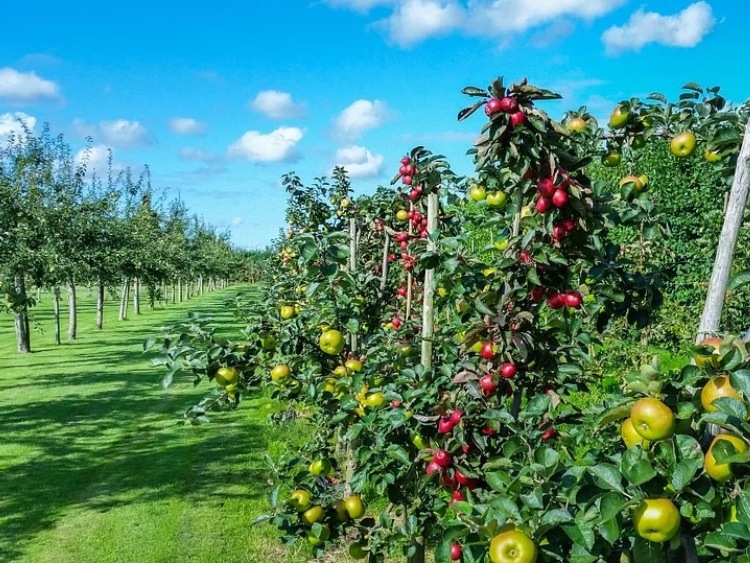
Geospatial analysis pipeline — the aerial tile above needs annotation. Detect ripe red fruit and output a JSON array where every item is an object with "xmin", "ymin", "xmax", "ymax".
[
  {"xmin": 541, "ymin": 427, "xmax": 555, "ymax": 441},
  {"xmin": 400, "ymin": 241, "xmax": 408, "ymax": 250},
  {"xmin": 547, "ymin": 292, "xmax": 565, "ymax": 309},
  {"xmin": 562, "ymin": 218, "xmax": 576, "ymax": 232},
  {"xmin": 498, "ymin": 96, "xmax": 519, "ymax": 113},
  {"xmin": 500, "ymin": 362, "xmax": 517, "ymax": 379},
  {"xmin": 400, "ymin": 156, "xmax": 411, "ymax": 165},
  {"xmin": 519, "ymin": 251, "xmax": 532, "ymax": 264},
  {"xmin": 530, "ymin": 286, "xmax": 546, "ymax": 302},
  {"xmin": 451, "ymin": 542, "xmax": 462, "ymax": 561},
  {"xmin": 438, "ymin": 417, "xmax": 455, "ymax": 434},
  {"xmin": 564, "ymin": 291, "xmax": 582, "ymax": 309},
  {"xmin": 480, "ymin": 374, "xmax": 497, "ymax": 396},
  {"xmin": 552, "ymin": 189, "xmax": 569, "ymax": 208},
  {"xmin": 510, "ymin": 111, "xmax": 526, "ymax": 127},
  {"xmin": 450, "ymin": 491, "xmax": 464, "ymax": 504},
  {"xmin": 552, "ymin": 224, "xmax": 566, "ymax": 241},
  {"xmin": 392, "ymin": 316, "xmax": 402, "ymax": 330},
  {"xmin": 399, "ymin": 164, "xmax": 411, "ymax": 175},
  {"xmin": 433, "ymin": 449, "xmax": 451, "ymax": 468},
  {"xmin": 484, "ymin": 97, "xmax": 503, "ymax": 116},
  {"xmin": 482, "ymin": 425, "xmax": 496, "ymax": 436},
  {"xmin": 537, "ymin": 177, "xmax": 555, "ymax": 198},
  {"xmin": 480, "ymin": 341, "xmax": 496, "ymax": 360},
  {"xmin": 536, "ymin": 195, "xmax": 552, "ymax": 213},
  {"xmin": 408, "ymin": 189, "xmax": 420, "ymax": 201},
  {"xmin": 390, "ymin": 400, "xmax": 401, "ymax": 408},
  {"xmin": 442, "ymin": 471, "xmax": 458, "ymax": 490},
  {"xmin": 461, "ymin": 443, "xmax": 471, "ymax": 454},
  {"xmin": 402, "ymin": 175, "xmax": 413, "ymax": 186},
  {"xmin": 426, "ymin": 461, "xmax": 441, "ymax": 475},
  {"xmin": 455, "ymin": 471, "xmax": 471, "ymax": 486},
  {"xmin": 450, "ymin": 410, "xmax": 463, "ymax": 424},
  {"xmin": 397, "ymin": 286, "xmax": 407, "ymax": 297}
]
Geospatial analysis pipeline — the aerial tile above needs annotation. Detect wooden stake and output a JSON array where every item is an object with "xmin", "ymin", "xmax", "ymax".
[{"xmin": 420, "ymin": 192, "xmax": 439, "ymax": 369}]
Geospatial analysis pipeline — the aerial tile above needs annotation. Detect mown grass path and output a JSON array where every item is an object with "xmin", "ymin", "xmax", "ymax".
[{"xmin": 0, "ymin": 285, "xmax": 311, "ymax": 563}]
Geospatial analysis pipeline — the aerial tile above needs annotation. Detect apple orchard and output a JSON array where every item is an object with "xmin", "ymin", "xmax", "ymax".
[{"xmin": 149, "ymin": 76, "xmax": 750, "ymax": 562}]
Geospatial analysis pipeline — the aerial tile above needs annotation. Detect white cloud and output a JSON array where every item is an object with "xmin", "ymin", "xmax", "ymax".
[
  {"xmin": 75, "ymin": 144, "xmax": 116, "ymax": 178},
  {"xmin": 250, "ymin": 90, "xmax": 306, "ymax": 119},
  {"xmin": 326, "ymin": 0, "xmax": 626, "ymax": 46},
  {"xmin": 378, "ymin": 0, "xmax": 463, "ymax": 46},
  {"xmin": 334, "ymin": 145, "xmax": 385, "ymax": 179},
  {"xmin": 333, "ymin": 100, "xmax": 390, "ymax": 141},
  {"xmin": 227, "ymin": 126, "xmax": 304, "ymax": 163},
  {"xmin": 0, "ymin": 67, "xmax": 61, "ymax": 104},
  {"xmin": 74, "ymin": 119, "xmax": 152, "ymax": 148},
  {"xmin": 231, "ymin": 216, "xmax": 244, "ymax": 227},
  {"xmin": 0, "ymin": 112, "xmax": 36, "ymax": 140},
  {"xmin": 168, "ymin": 117, "xmax": 207, "ymax": 135},
  {"xmin": 602, "ymin": 2, "xmax": 716, "ymax": 54},
  {"xmin": 179, "ymin": 147, "xmax": 220, "ymax": 163}
]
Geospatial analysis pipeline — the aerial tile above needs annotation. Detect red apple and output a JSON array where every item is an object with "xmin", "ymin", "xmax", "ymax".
[
  {"xmin": 438, "ymin": 417, "xmax": 455, "ymax": 434},
  {"xmin": 426, "ymin": 461, "xmax": 441, "ymax": 475},
  {"xmin": 402, "ymin": 174, "xmax": 413, "ymax": 186},
  {"xmin": 562, "ymin": 218, "xmax": 575, "ymax": 232},
  {"xmin": 499, "ymin": 96, "xmax": 519, "ymax": 113},
  {"xmin": 510, "ymin": 111, "xmax": 526, "ymax": 127},
  {"xmin": 400, "ymin": 156, "xmax": 411, "ymax": 165},
  {"xmin": 482, "ymin": 425, "xmax": 496, "ymax": 436},
  {"xmin": 500, "ymin": 362, "xmax": 517, "ymax": 379},
  {"xmin": 552, "ymin": 224, "xmax": 566, "ymax": 241},
  {"xmin": 480, "ymin": 341, "xmax": 496, "ymax": 360},
  {"xmin": 564, "ymin": 291, "xmax": 582, "ymax": 309},
  {"xmin": 537, "ymin": 177, "xmax": 555, "ymax": 198},
  {"xmin": 530, "ymin": 286, "xmax": 546, "ymax": 302},
  {"xmin": 547, "ymin": 292, "xmax": 565, "ymax": 309},
  {"xmin": 480, "ymin": 374, "xmax": 497, "ymax": 396},
  {"xmin": 541, "ymin": 427, "xmax": 555, "ymax": 441},
  {"xmin": 451, "ymin": 542, "xmax": 462, "ymax": 561},
  {"xmin": 536, "ymin": 195, "xmax": 552, "ymax": 213},
  {"xmin": 450, "ymin": 491, "xmax": 464, "ymax": 504},
  {"xmin": 552, "ymin": 189, "xmax": 568, "ymax": 208},
  {"xmin": 450, "ymin": 410, "xmax": 464, "ymax": 424},
  {"xmin": 484, "ymin": 97, "xmax": 503, "ymax": 116},
  {"xmin": 399, "ymin": 164, "xmax": 411, "ymax": 175},
  {"xmin": 520, "ymin": 251, "xmax": 532, "ymax": 264},
  {"xmin": 433, "ymin": 450, "xmax": 451, "ymax": 468}
]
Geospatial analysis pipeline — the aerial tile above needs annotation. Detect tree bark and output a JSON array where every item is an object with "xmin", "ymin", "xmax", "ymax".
[
  {"xmin": 178, "ymin": 278, "xmax": 183, "ymax": 302},
  {"xmin": 14, "ymin": 274, "xmax": 31, "ymax": 354},
  {"xmin": 133, "ymin": 277, "xmax": 141, "ymax": 315},
  {"xmin": 96, "ymin": 281, "xmax": 104, "ymax": 329},
  {"xmin": 119, "ymin": 278, "xmax": 129, "ymax": 321},
  {"xmin": 697, "ymin": 118, "xmax": 750, "ymax": 342},
  {"xmin": 67, "ymin": 282, "xmax": 77, "ymax": 340},
  {"xmin": 54, "ymin": 286, "xmax": 61, "ymax": 345}
]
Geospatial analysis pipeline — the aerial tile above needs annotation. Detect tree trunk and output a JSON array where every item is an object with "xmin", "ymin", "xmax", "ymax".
[
  {"xmin": 133, "ymin": 277, "xmax": 141, "ymax": 315},
  {"xmin": 178, "ymin": 278, "xmax": 183, "ymax": 302},
  {"xmin": 697, "ymin": 118, "xmax": 750, "ymax": 342},
  {"xmin": 36, "ymin": 286, "xmax": 42, "ymax": 303},
  {"xmin": 67, "ymin": 282, "xmax": 77, "ymax": 340},
  {"xmin": 96, "ymin": 281, "xmax": 104, "ymax": 329},
  {"xmin": 119, "ymin": 278, "xmax": 129, "ymax": 321},
  {"xmin": 54, "ymin": 286, "xmax": 61, "ymax": 345},
  {"xmin": 14, "ymin": 274, "xmax": 31, "ymax": 354}
]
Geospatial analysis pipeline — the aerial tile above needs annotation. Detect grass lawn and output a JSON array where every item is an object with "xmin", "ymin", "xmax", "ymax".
[{"xmin": 0, "ymin": 284, "xmax": 318, "ymax": 563}]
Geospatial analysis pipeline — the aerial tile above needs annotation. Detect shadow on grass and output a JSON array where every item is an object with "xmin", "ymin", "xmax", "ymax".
[{"xmin": 0, "ymin": 386, "xmax": 270, "ymax": 562}]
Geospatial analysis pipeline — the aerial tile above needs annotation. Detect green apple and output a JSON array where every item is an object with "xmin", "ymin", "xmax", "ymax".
[
  {"xmin": 468, "ymin": 184, "xmax": 486, "ymax": 201},
  {"xmin": 566, "ymin": 117, "xmax": 587, "ymax": 133},
  {"xmin": 609, "ymin": 104, "xmax": 629, "ymax": 129},
  {"xmin": 319, "ymin": 329, "xmax": 345, "ymax": 355},
  {"xmin": 486, "ymin": 191, "xmax": 507, "ymax": 208},
  {"xmin": 670, "ymin": 131, "xmax": 696, "ymax": 158},
  {"xmin": 601, "ymin": 151, "xmax": 622, "ymax": 167},
  {"xmin": 705, "ymin": 148, "xmax": 722, "ymax": 162}
]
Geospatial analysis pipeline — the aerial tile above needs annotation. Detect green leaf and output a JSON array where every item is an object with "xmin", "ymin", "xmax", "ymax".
[
  {"xmin": 387, "ymin": 445, "xmax": 411, "ymax": 465},
  {"xmin": 485, "ymin": 471, "xmax": 510, "ymax": 493},
  {"xmin": 713, "ymin": 396, "xmax": 748, "ymax": 420},
  {"xmin": 632, "ymin": 537, "xmax": 665, "ymax": 562},
  {"xmin": 599, "ymin": 517, "xmax": 619, "ymax": 546},
  {"xmin": 671, "ymin": 459, "xmax": 701, "ymax": 492},
  {"xmin": 561, "ymin": 522, "xmax": 595, "ymax": 551},
  {"xmin": 622, "ymin": 448, "xmax": 657, "ymax": 485},
  {"xmin": 728, "ymin": 270, "xmax": 750, "ymax": 291},
  {"xmin": 731, "ymin": 370, "xmax": 750, "ymax": 399},
  {"xmin": 597, "ymin": 402, "xmax": 632, "ymax": 426},
  {"xmin": 600, "ymin": 492, "xmax": 629, "ymax": 522},
  {"xmin": 704, "ymin": 531, "xmax": 737, "ymax": 550},
  {"xmin": 589, "ymin": 464, "xmax": 624, "ymax": 492}
]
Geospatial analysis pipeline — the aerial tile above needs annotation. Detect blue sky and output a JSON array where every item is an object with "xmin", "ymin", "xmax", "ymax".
[{"xmin": 0, "ymin": 0, "xmax": 746, "ymax": 249}]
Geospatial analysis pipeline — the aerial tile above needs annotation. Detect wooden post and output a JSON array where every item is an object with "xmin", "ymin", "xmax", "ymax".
[
  {"xmin": 54, "ymin": 286, "xmax": 61, "ymax": 345},
  {"xmin": 349, "ymin": 217, "xmax": 358, "ymax": 352},
  {"xmin": 405, "ymin": 203, "xmax": 415, "ymax": 321},
  {"xmin": 697, "ymin": 118, "xmax": 750, "ymax": 342},
  {"xmin": 420, "ymin": 192, "xmax": 439, "ymax": 369},
  {"xmin": 380, "ymin": 234, "xmax": 390, "ymax": 291}
]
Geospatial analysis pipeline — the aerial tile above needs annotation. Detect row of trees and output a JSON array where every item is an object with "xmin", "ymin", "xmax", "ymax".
[{"xmin": 0, "ymin": 123, "xmax": 263, "ymax": 354}]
